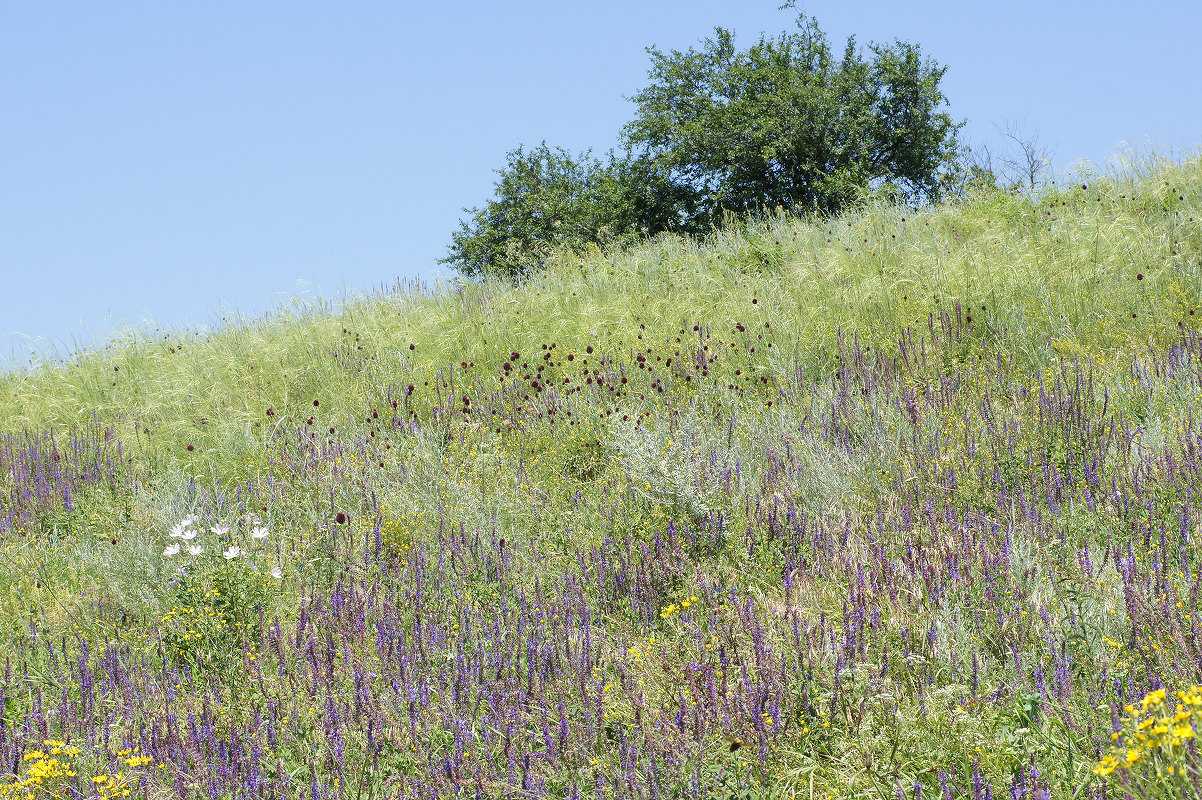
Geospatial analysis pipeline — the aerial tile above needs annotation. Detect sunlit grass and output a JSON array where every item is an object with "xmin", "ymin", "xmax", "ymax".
[{"xmin": 1, "ymin": 149, "xmax": 1200, "ymax": 799}]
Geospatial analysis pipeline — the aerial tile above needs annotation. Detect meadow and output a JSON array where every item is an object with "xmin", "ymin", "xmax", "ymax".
[{"xmin": 1, "ymin": 151, "xmax": 1201, "ymax": 799}]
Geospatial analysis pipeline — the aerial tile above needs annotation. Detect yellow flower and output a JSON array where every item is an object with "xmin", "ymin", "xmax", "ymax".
[{"xmin": 1171, "ymin": 723, "xmax": 1195, "ymax": 739}]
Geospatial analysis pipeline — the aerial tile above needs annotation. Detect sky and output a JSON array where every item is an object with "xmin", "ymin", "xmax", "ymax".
[{"xmin": 3, "ymin": 0, "xmax": 1199, "ymax": 369}]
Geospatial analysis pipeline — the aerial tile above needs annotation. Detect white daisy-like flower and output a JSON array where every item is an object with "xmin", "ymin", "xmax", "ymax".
[
  {"xmin": 270, "ymin": 567, "xmax": 283, "ymax": 580},
  {"xmin": 223, "ymin": 545, "xmax": 242, "ymax": 559},
  {"xmin": 250, "ymin": 526, "xmax": 269, "ymax": 540},
  {"xmin": 169, "ymin": 521, "xmax": 189, "ymax": 538},
  {"xmin": 163, "ymin": 543, "xmax": 181, "ymax": 557},
  {"xmin": 184, "ymin": 514, "xmax": 200, "ymax": 526},
  {"xmin": 179, "ymin": 527, "xmax": 198, "ymax": 540},
  {"xmin": 211, "ymin": 523, "xmax": 230, "ymax": 537},
  {"xmin": 187, "ymin": 544, "xmax": 204, "ymax": 556}
]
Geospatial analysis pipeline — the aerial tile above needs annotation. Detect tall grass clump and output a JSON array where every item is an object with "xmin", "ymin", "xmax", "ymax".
[{"xmin": 1, "ymin": 150, "xmax": 1201, "ymax": 799}]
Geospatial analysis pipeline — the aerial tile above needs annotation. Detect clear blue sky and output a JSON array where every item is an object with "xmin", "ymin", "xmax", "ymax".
[{"xmin": 3, "ymin": 1, "xmax": 1199, "ymax": 369}]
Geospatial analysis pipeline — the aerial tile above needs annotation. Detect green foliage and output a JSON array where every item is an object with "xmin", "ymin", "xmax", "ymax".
[
  {"xmin": 441, "ymin": 143, "xmax": 690, "ymax": 280},
  {"xmin": 445, "ymin": 12, "xmax": 961, "ymax": 279},
  {"xmin": 621, "ymin": 14, "xmax": 962, "ymax": 219}
]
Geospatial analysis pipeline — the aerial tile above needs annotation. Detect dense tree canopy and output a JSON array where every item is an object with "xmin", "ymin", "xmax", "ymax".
[
  {"xmin": 621, "ymin": 15, "xmax": 962, "ymax": 218},
  {"xmin": 443, "ymin": 14, "xmax": 962, "ymax": 279}
]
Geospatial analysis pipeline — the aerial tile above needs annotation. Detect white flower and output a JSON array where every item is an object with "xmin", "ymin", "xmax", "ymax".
[
  {"xmin": 179, "ymin": 527, "xmax": 198, "ymax": 540},
  {"xmin": 163, "ymin": 543, "xmax": 181, "ymax": 557},
  {"xmin": 270, "ymin": 567, "xmax": 283, "ymax": 580},
  {"xmin": 184, "ymin": 514, "xmax": 200, "ymax": 526},
  {"xmin": 187, "ymin": 544, "xmax": 204, "ymax": 556},
  {"xmin": 250, "ymin": 526, "xmax": 269, "ymax": 540},
  {"xmin": 211, "ymin": 524, "xmax": 230, "ymax": 537},
  {"xmin": 223, "ymin": 545, "xmax": 242, "ymax": 559},
  {"xmin": 169, "ymin": 522, "xmax": 189, "ymax": 538}
]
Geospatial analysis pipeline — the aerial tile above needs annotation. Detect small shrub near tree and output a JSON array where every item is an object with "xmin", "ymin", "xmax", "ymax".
[{"xmin": 441, "ymin": 144, "xmax": 691, "ymax": 281}]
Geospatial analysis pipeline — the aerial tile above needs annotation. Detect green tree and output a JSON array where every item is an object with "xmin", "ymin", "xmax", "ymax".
[
  {"xmin": 444, "ymin": 13, "xmax": 963, "ymax": 280},
  {"xmin": 441, "ymin": 143, "xmax": 691, "ymax": 280},
  {"xmin": 620, "ymin": 14, "xmax": 963, "ymax": 218}
]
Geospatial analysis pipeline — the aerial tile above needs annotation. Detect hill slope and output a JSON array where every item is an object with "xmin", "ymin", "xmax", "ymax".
[{"xmin": 1, "ymin": 153, "xmax": 1201, "ymax": 799}]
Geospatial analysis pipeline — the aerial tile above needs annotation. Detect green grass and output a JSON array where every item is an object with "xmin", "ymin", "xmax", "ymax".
[{"xmin": 1, "ymin": 149, "xmax": 1201, "ymax": 799}]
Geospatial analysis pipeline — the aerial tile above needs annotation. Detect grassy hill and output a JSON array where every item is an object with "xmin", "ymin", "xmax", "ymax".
[{"xmin": 1, "ymin": 152, "xmax": 1201, "ymax": 799}]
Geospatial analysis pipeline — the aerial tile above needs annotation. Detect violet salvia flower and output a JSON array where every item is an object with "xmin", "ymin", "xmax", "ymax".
[
  {"xmin": 939, "ymin": 770, "xmax": 953, "ymax": 800},
  {"xmin": 972, "ymin": 758, "xmax": 985, "ymax": 800}
]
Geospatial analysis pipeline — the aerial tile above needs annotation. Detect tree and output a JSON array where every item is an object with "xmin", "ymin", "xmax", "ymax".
[
  {"xmin": 441, "ymin": 143, "xmax": 690, "ymax": 280},
  {"xmin": 620, "ymin": 14, "xmax": 963, "ymax": 219},
  {"xmin": 444, "ymin": 13, "xmax": 964, "ymax": 280},
  {"xmin": 957, "ymin": 122, "xmax": 1055, "ymax": 196}
]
